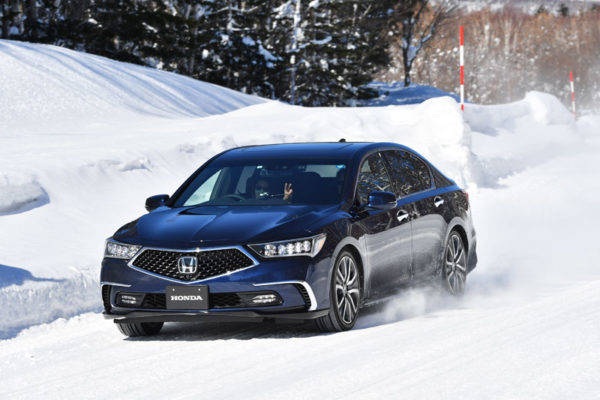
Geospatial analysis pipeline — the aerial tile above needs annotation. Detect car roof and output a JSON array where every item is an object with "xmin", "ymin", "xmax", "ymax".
[{"xmin": 217, "ymin": 142, "xmax": 413, "ymax": 162}]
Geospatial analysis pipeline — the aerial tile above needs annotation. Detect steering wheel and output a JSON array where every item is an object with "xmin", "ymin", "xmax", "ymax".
[{"xmin": 222, "ymin": 194, "xmax": 246, "ymax": 202}]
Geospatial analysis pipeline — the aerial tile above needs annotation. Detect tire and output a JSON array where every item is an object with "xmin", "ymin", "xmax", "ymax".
[
  {"xmin": 316, "ymin": 250, "xmax": 361, "ymax": 332},
  {"xmin": 442, "ymin": 231, "xmax": 467, "ymax": 296},
  {"xmin": 116, "ymin": 322, "xmax": 164, "ymax": 337}
]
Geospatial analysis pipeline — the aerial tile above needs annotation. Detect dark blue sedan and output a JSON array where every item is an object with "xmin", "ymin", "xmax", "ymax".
[{"xmin": 101, "ymin": 142, "xmax": 477, "ymax": 336}]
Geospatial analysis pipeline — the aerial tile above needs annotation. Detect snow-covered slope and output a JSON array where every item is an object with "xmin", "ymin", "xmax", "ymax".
[
  {"xmin": 0, "ymin": 40, "xmax": 263, "ymax": 134},
  {"xmin": 1, "ymin": 40, "xmax": 599, "ymax": 399}
]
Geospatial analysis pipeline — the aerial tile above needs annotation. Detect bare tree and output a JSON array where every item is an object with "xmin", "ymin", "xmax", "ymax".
[{"xmin": 389, "ymin": 0, "xmax": 454, "ymax": 87}]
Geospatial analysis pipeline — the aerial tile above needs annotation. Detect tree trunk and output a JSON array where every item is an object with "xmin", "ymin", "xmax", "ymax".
[
  {"xmin": 403, "ymin": 47, "xmax": 411, "ymax": 87},
  {"xmin": 290, "ymin": 0, "xmax": 302, "ymax": 105},
  {"xmin": 24, "ymin": 0, "xmax": 37, "ymax": 39}
]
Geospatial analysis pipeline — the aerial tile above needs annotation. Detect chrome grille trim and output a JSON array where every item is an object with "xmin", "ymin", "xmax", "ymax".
[{"xmin": 127, "ymin": 245, "xmax": 259, "ymax": 284}]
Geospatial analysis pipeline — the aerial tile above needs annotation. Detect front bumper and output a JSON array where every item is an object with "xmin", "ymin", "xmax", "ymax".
[{"xmin": 100, "ymin": 248, "xmax": 333, "ymax": 317}]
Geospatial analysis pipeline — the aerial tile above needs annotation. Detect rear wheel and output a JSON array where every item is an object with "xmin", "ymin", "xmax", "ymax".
[
  {"xmin": 442, "ymin": 231, "xmax": 467, "ymax": 295},
  {"xmin": 316, "ymin": 251, "xmax": 361, "ymax": 332},
  {"xmin": 116, "ymin": 322, "xmax": 163, "ymax": 337}
]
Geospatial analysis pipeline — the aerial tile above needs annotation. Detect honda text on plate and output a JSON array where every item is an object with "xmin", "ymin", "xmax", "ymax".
[{"xmin": 101, "ymin": 142, "xmax": 477, "ymax": 336}]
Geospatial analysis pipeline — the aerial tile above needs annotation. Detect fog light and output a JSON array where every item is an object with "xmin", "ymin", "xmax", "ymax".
[
  {"xmin": 251, "ymin": 294, "xmax": 278, "ymax": 304},
  {"xmin": 116, "ymin": 293, "xmax": 144, "ymax": 307}
]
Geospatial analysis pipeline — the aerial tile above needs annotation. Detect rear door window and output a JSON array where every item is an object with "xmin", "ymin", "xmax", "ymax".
[
  {"xmin": 356, "ymin": 152, "xmax": 393, "ymax": 204},
  {"xmin": 383, "ymin": 150, "xmax": 432, "ymax": 196},
  {"xmin": 410, "ymin": 153, "xmax": 433, "ymax": 192}
]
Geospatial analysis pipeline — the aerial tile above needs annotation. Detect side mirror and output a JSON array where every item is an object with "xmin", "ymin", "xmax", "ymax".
[
  {"xmin": 145, "ymin": 194, "xmax": 169, "ymax": 212},
  {"xmin": 368, "ymin": 191, "xmax": 396, "ymax": 211}
]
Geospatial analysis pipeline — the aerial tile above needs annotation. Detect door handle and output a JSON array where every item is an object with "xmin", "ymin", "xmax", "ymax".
[
  {"xmin": 397, "ymin": 209, "xmax": 409, "ymax": 222},
  {"xmin": 434, "ymin": 196, "xmax": 444, "ymax": 208}
]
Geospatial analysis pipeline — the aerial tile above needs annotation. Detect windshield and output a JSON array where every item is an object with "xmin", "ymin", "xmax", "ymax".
[{"xmin": 173, "ymin": 159, "xmax": 348, "ymax": 206}]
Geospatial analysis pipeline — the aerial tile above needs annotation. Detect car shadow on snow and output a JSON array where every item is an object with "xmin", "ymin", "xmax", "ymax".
[
  {"xmin": 125, "ymin": 320, "xmax": 323, "ymax": 342},
  {"xmin": 0, "ymin": 263, "xmax": 64, "ymax": 289}
]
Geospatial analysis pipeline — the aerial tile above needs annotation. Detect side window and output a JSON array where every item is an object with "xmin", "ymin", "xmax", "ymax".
[
  {"xmin": 356, "ymin": 152, "xmax": 393, "ymax": 204},
  {"xmin": 411, "ymin": 154, "xmax": 432, "ymax": 192},
  {"xmin": 383, "ymin": 150, "xmax": 432, "ymax": 196}
]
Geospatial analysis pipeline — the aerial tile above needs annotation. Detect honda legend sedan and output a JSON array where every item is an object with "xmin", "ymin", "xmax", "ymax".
[{"xmin": 101, "ymin": 142, "xmax": 477, "ymax": 336}]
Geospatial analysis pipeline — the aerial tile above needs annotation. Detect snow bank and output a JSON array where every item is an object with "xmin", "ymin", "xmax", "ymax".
[
  {"xmin": 0, "ymin": 176, "xmax": 48, "ymax": 215},
  {"xmin": 0, "ymin": 40, "xmax": 591, "ymax": 337},
  {"xmin": 364, "ymin": 82, "xmax": 460, "ymax": 106},
  {"xmin": 464, "ymin": 91, "xmax": 581, "ymax": 185},
  {"xmin": 0, "ymin": 272, "xmax": 99, "ymax": 339},
  {"xmin": 0, "ymin": 40, "xmax": 263, "ymax": 133},
  {"xmin": 466, "ymin": 91, "xmax": 574, "ymax": 134}
]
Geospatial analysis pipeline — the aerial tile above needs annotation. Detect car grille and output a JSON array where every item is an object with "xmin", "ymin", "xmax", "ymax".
[
  {"xmin": 141, "ymin": 292, "xmax": 166, "ymax": 309},
  {"xmin": 211, "ymin": 292, "xmax": 242, "ymax": 308},
  {"xmin": 130, "ymin": 248, "xmax": 255, "ymax": 282}
]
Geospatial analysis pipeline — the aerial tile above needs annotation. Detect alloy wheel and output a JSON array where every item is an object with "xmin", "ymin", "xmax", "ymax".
[
  {"xmin": 444, "ymin": 233, "xmax": 467, "ymax": 295},
  {"xmin": 334, "ymin": 255, "xmax": 360, "ymax": 325}
]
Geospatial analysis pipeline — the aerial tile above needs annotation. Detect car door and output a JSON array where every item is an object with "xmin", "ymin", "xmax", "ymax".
[
  {"xmin": 381, "ymin": 150, "xmax": 419, "ymax": 280},
  {"xmin": 353, "ymin": 152, "xmax": 405, "ymax": 296},
  {"xmin": 402, "ymin": 152, "xmax": 448, "ymax": 278},
  {"xmin": 354, "ymin": 152, "xmax": 414, "ymax": 295}
]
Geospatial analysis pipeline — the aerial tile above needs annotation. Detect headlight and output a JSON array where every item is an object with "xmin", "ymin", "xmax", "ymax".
[
  {"xmin": 104, "ymin": 239, "xmax": 141, "ymax": 260},
  {"xmin": 249, "ymin": 233, "xmax": 326, "ymax": 258}
]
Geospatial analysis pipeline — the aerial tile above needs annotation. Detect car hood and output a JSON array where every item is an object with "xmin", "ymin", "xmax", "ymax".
[{"xmin": 113, "ymin": 204, "xmax": 339, "ymax": 248}]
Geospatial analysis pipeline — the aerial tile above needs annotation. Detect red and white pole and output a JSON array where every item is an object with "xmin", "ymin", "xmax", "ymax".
[
  {"xmin": 459, "ymin": 25, "xmax": 465, "ymax": 111},
  {"xmin": 569, "ymin": 71, "xmax": 576, "ymax": 118}
]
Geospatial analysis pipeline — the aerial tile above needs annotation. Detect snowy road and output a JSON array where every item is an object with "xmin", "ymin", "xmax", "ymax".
[{"xmin": 2, "ymin": 282, "xmax": 599, "ymax": 399}]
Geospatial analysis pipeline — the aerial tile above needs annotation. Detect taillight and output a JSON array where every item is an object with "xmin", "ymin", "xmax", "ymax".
[{"xmin": 462, "ymin": 190, "xmax": 469, "ymax": 208}]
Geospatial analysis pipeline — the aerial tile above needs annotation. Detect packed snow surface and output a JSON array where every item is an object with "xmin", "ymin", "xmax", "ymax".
[{"xmin": 1, "ymin": 40, "xmax": 599, "ymax": 399}]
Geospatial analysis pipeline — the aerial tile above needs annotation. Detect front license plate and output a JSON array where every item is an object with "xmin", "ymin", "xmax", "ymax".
[{"xmin": 166, "ymin": 285, "xmax": 209, "ymax": 310}]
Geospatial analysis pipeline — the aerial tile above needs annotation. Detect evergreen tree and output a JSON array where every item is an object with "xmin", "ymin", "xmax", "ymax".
[
  {"xmin": 2, "ymin": 0, "xmax": 395, "ymax": 106},
  {"xmin": 273, "ymin": 0, "xmax": 389, "ymax": 105}
]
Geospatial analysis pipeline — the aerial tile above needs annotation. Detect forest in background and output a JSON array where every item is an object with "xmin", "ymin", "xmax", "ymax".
[{"xmin": 1, "ymin": 0, "xmax": 598, "ymax": 110}]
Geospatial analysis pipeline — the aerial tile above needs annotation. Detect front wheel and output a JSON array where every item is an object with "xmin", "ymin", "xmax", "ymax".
[
  {"xmin": 316, "ymin": 251, "xmax": 361, "ymax": 332},
  {"xmin": 442, "ymin": 231, "xmax": 467, "ymax": 295},
  {"xmin": 117, "ymin": 322, "xmax": 163, "ymax": 337}
]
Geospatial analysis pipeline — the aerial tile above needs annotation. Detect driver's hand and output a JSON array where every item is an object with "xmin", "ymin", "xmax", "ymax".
[{"xmin": 283, "ymin": 182, "xmax": 293, "ymax": 200}]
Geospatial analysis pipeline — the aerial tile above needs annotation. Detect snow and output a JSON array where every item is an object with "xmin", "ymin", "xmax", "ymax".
[
  {"xmin": 1, "ymin": 40, "xmax": 600, "ymax": 399},
  {"xmin": 0, "ymin": 176, "xmax": 48, "ymax": 215},
  {"xmin": 0, "ymin": 40, "xmax": 262, "ymax": 134},
  {"xmin": 242, "ymin": 36, "xmax": 256, "ymax": 46},
  {"xmin": 312, "ymin": 35, "xmax": 332, "ymax": 45},
  {"xmin": 365, "ymin": 82, "xmax": 461, "ymax": 106},
  {"xmin": 259, "ymin": 43, "xmax": 278, "ymax": 62}
]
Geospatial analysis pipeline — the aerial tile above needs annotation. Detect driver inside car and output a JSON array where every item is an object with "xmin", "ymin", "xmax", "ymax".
[{"xmin": 254, "ymin": 178, "xmax": 293, "ymax": 201}]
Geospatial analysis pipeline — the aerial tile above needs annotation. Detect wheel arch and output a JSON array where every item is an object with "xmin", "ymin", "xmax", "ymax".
[
  {"xmin": 330, "ymin": 237, "xmax": 367, "ymax": 302},
  {"xmin": 339, "ymin": 244, "xmax": 365, "ymax": 297},
  {"xmin": 450, "ymin": 223, "xmax": 469, "ymax": 253},
  {"xmin": 436, "ymin": 217, "xmax": 470, "ymax": 277},
  {"xmin": 446, "ymin": 217, "xmax": 469, "ymax": 252}
]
